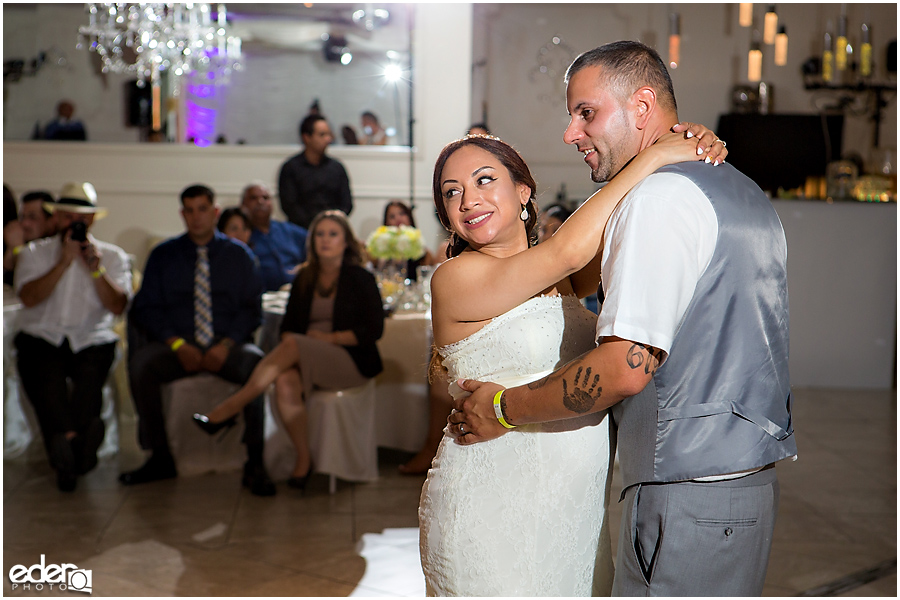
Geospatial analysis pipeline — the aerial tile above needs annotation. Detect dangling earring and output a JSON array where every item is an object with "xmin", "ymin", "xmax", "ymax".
[{"xmin": 519, "ymin": 205, "xmax": 529, "ymax": 221}]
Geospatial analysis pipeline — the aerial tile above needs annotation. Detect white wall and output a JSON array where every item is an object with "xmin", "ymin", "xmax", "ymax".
[
  {"xmin": 772, "ymin": 201, "xmax": 896, "ymax": 389},
  {"xmin": 472, "ymin": 3, "xmax": 898, "ymax": 204}
]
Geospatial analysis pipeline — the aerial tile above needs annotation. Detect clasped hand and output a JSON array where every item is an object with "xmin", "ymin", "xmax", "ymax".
[
  {"xmin": 175, "ymin": 341, "xmax": 230, "ymax": 373},
  {"xmin": 447, "ymin": 379, "xmax": 508, "ymax": 446}
]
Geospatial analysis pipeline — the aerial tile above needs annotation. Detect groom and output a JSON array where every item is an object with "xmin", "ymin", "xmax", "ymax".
[{"xmin": 452, "ymin": 41, "xmax": 796, "ymax": 596}]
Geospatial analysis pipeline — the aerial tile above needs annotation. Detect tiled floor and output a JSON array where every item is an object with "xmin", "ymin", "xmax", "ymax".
[{"xmin": 3, "ymin": 387, "xmax": 896, "ymax": 596}]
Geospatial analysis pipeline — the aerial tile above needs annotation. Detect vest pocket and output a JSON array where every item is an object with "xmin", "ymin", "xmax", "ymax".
[
  {"xmin": 696, "ymin": 517, "xmax": 758, "ymax": 527},
  {"xmin": 658, "ymin": 395, "xmax": 793, "ymax": 441}
]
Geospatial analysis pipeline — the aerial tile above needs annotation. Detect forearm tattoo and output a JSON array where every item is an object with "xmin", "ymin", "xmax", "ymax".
[
  {"xmin": 527, "ymin": 355, "xmax": 602, "ymax": 415},
  {"xmin": 626, "ymin": 343, "xmax": 663, "ymax": 376},
  {"xmin": 562, "ymin": 365, "xmax": 602, "ymax": 413}
]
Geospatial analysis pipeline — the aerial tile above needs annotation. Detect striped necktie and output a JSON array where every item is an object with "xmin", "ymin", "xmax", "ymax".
[{"xmin": 194, "ymin": 246, "xmax": 213, "ymax": 347}]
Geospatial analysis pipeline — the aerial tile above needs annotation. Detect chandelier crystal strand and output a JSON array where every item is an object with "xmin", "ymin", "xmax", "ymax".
[{"xmin": 77, "ymin": 3, "xmax": 242, "ymax": 86}]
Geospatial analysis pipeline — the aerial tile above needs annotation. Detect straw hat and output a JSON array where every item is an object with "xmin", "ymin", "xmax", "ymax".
[{"xmin": 46, "ymin": 182, "xmax": 108, "ymax": 219}]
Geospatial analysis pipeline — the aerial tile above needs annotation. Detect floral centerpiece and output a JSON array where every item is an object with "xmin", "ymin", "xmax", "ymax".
[{"xmin": 366, "ymin": 225, "xmax": 426, "ymax": 261}]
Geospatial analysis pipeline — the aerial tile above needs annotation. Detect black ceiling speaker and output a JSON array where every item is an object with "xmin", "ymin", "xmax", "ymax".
[{"xmin": 323, "ymin": 35, "xmax": 349, "ymax": 63}]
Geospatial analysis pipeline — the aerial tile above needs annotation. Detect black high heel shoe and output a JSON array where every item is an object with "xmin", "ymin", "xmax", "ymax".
[
  {"xmin": 287, "ymin": 465, "xmax": 313, "ymax": 492},
  {"xmin": 192, "ymin": 413, "xmax": 237, "ymax": 437}
]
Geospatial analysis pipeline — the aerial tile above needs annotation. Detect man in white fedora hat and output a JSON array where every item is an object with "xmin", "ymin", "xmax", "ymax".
[{"xmin": 14, "ymin": 181, "xmax": 131, "ymax": 492}]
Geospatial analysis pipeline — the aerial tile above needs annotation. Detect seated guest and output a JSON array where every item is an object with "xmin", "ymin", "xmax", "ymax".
[
  {"xmin": 4, "ymin": 190, "xmax": 58, "ymax": 284},
  {"xmin": 14, "ymin": 182, "xmax": 131, "ymax": 491},
  {"xmin": 241, "ymin": 182, "xmax": 307, "ymax": 291},
  {"xmin": 121, "ymin": 184, "xmax": 276, "ymax": 496},
  {"xmin": 194, "ymin": 210, "xmax": 384, "ymax": 491},
  {"xmin": 217, "ymin": 206, "xmax": 252, "ymax": 247},
  {"xmin": 380, "ymin": 200, "xmax": 438, "ymax": 282},
  {"xmin": 20, "ymin": 191, "xmax": 59, "ymax": 242}
]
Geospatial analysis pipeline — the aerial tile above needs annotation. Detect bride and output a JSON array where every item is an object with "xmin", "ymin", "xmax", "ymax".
[{"xmin": 419, "ymin": 126, "xmax": 726, "ymax": 596}]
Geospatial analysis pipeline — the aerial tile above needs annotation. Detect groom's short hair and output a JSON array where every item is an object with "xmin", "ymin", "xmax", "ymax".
[{"xmin": 566, "ymin": 41, "xmax": 677, "ymax": 114}]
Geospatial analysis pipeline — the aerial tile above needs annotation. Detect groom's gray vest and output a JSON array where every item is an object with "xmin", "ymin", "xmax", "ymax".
[{"xmin": 611, "ymin": 161, "xmax": 796, "ymax": 495}]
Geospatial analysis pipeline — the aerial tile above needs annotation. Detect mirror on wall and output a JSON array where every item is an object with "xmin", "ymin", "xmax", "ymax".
[{"xmin": 2, "ymin": 3, "xmax": 413, "ymax": 147}]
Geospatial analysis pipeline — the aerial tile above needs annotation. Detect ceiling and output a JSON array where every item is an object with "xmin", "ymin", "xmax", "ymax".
[{"xmin": 226, "ymin": 3, "xmax": 410, "ymax": 56}]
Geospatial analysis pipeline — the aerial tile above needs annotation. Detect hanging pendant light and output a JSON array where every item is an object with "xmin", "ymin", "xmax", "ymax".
[
  {"xmin": 774, "ymin": 26, "xmax": 788, "ymax": 66},
  {"xmin": 668, "ymin": 13, "xmax": 681, "ymax": 69},
  {"xmin": 763, "ymin": 5, "xmax": 778, "ymax": 45},
  {"xmin": 748, "ymin": 40, "xmax": 763, "ymax": 82},
  {"xmin": 739, "ymin": 3, "xmax": 753, "ymax": 27}
]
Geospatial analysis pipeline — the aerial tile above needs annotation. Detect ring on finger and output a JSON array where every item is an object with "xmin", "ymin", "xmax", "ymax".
[
  {"xmin": 714, "ymin": 138, "xmax": 727, "ymax": 147},
  {"xmin": 459, "ymin": 423, "xmax": 465, "ymax": 434}
]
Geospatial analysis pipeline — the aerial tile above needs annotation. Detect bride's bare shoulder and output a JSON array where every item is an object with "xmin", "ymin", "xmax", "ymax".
[{"xmin": 431, "ymin": 252, "xmax": 491, "ymax": 289}]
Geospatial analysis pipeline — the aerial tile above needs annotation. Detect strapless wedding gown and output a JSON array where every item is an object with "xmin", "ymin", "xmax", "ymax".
[{"xmin": 419, "ymin": 295, "xmax": 615, "ymax": 597}]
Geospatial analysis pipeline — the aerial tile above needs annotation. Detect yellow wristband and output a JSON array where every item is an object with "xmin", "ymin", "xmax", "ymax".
[
  {"xmin": 91, "ymin": 266, "xmax": 106, "ymax": 279},
  {"xmin": 12, "ymin": 245, "xmax": 23, "ymax": 256},
  {"xmin": 170, "ymin": 338, "xmax": 186, "ymax": 352},
  {"xmin": 493, "ymin": 390, "xmax": 516, "ymax": 429}
]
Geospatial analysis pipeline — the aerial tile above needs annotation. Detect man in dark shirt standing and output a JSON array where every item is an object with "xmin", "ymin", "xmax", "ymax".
[
  {"xmin": 121, "ymin": 184, "xmax": 276, "ymax": 496},
  {"xmin": 278, "ymin": 114, "xmax": 352, "ymax": 229}
]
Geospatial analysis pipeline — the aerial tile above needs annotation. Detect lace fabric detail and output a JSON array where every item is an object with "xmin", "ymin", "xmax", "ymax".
[{"xmin": 420, "ymin": 295, "xmax": 614, "ymax": 597}]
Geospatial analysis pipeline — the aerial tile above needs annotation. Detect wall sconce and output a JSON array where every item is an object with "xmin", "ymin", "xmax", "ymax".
[
  {"xmin": 739, "ymin": 3, "xmax": 753, "ymax": 27},
  {"xmin": 774, "ymin": 26, "xmax": 788, "ymax": 66},
  {"xmin": 748, "ymin": 40, "xmax": 763, "ymax": 82},
  {"xmin": 763, "ymin": 5, "xmax": 778, "ymax": 45},
  {"xmin": 668, "ymin": 13, "xmax": 681, "ymax": 69}
]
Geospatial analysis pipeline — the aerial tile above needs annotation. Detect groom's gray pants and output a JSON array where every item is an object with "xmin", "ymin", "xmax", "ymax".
[{"xmin": 612, "ymin": 465, "xmax": 778, "ymax": 596}]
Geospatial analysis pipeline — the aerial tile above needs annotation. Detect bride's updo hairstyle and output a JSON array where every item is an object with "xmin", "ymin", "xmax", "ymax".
[{"xmin": 432, "ymin": 134, "xmax": 539, "ymax": 259}]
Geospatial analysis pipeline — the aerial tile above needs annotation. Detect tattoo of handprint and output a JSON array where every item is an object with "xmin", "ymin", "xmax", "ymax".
[{"xmin": 562, "ymin": 366, "xmax": 601, "ymax": 414}]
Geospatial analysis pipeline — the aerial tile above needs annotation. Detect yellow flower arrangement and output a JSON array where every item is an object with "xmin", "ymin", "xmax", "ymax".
[{"xmin": 366, "ymin": 225, "xmax": 426, "ymax": 261}]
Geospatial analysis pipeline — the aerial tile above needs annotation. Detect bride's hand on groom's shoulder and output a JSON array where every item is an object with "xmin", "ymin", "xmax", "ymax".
[
  {"xmin": 671, "ymin": 121, "xmax": 729, "ymax": 165},
  {"xmin": 449, "ymin": 380, "xmax": 508, "ymax": 445}
]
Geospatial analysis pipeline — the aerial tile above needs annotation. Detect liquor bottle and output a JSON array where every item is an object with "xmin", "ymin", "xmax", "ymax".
[
  {"xmin": 860, "ymin": 23, "xmax": 873, "ymax": 78},
  {"xmin": 823, "ymin": 27, "xmax": 834, "ymax": 83}
]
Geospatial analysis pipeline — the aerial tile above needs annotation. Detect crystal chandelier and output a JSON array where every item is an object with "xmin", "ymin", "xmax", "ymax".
[{"xmin": 77, "ymin": 3, "xmax": 242, "ymax": 86}]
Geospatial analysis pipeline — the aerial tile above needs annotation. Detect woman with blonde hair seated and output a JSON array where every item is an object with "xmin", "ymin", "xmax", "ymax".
[{"xmin": 194, "ymin": 210, "xmax": 384, "ymax": 490}]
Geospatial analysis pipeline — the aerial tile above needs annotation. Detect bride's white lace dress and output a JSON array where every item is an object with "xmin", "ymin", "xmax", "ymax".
[{"xmin": 419, "ymin": 295, "xmax": 614, "ymax": 597}]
